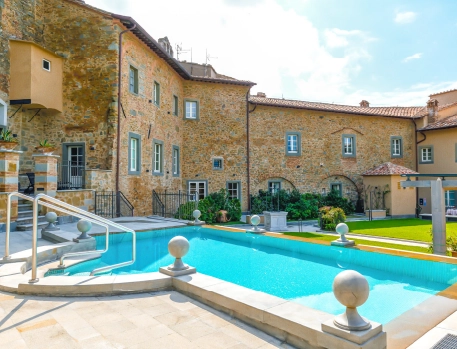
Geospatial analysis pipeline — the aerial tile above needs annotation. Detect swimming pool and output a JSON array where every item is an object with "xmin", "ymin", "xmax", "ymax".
[{"xmin": 53, "ymin": 226, "xmax": 457, "ymax": 324}]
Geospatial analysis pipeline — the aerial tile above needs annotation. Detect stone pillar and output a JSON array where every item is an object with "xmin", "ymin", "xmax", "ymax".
[
  {"xmin": 431, "ymin": 178, "xmax": 447, "ymax": 255},
  {"xmin": 33, "ymin": 154, "xmax": 60, "ymax": 198},
  {"xmin": 0, "ymin": 150, "xmax": 22, "ymax": 231}
]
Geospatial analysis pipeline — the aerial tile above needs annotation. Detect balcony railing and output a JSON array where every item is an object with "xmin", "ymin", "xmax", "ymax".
[{"xmin": 57, "ymin": 161, "xmax": 85, "ymax": 190}]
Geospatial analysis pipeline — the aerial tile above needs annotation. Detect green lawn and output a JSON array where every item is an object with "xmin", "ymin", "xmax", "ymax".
[
  {"xmin": 346, "ymin": 219, "xmax": 457, "ymax": 242},
  {"xmin": 283, "ymin": 232, "xmax": 429, "ymax": 254}
]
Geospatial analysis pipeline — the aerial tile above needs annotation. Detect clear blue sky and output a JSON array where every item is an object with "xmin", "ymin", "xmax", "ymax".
[{"xmin": 87, "ymin": 0, "xmax": 457, "ymax": 106}]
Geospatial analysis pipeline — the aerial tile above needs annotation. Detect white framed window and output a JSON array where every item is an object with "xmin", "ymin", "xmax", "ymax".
[
  {"xmin": 42, "ymin": 59, "xmax": 51, "ymax": 72},
  {"xmin": 153, "ymin": 81, "xmax": 160, "ymax": 106},
  {"xmin": 154, "ymin": 143, "xmax": 162, "ymax": 173},
  {"xmin": 227, "ymin": 181, "xmax": 241, "ymax": 200},
  {"xmin": 129, "ymin": 66, "xmax": 138, "ymax": 94},
  {"xmin": 185, "ymin": 100, "xmax": 198, "ymax": 119},
  {"xmin": 0, "ymin": 98, "xmax": 6, "ymax": 128},
  {"xmin": 421, "ymin": 147, "xmax": 432, "ymax": 162},
  {"xmin": 213, "ymin": 158, "xmax": 223, "ymax": 170},
  {"xmin": 128, "ymin": 133, "xmax": 141, "ymax": 175},
  {"xmin": 446, "ymin": 191, "xmax": 456, "ymax": 207},
  {"xmin": 391, "ymin": 136, "xmax": 403, "ymax": 158},
  {"xmin": 288, "ymin": 135, "xmax": 298, "ymax": 153},
  {"xmin": 188, "ymin": 181, "xmax": 207, "ymax": 200},
  {"xmin": 268, "ymin": 181, "xmax": 281, "ymax": 194},
  {"xmin": 172, "ymin": 146, "xmax": 180, "ymax": 176},
  {"xmin": 343, "ymin": 137, "xmax": 353, "ymax": 155}
]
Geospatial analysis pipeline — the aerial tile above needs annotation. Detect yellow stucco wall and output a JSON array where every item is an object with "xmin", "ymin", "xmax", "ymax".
[
  {"xmin": 362, "ymin": 175, "xmax": 416, "ymax": 216},
  {"xmin": 10, "ymin": 40, "xmax": 63, "ymax": 111}
]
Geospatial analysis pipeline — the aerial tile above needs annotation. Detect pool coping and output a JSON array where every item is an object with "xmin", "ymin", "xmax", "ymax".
[{"xmin": 2, "ymin": 224, "xmax": 457, "ymax": 348}]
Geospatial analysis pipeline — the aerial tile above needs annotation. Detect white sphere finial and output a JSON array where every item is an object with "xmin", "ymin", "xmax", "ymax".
[
  {"xmin": 332, "ymin": 270, "xmax": 371, "ymax": 331},
  {"xmin": 250, "ymin": 215, "xmax": 260, "ymax": 226},
  {"xmin": 193, "ymin": 209, "xmax": 201, "ymax": 221},
  {"xmin": 336, "ymin": 223, "xmax": 349, "ymax": 242},
  {"xmin": 45, "ymin": 212, "xmax": 58, "ymax": 223},
  {"xmin": 168, "ymin": 236, "xmax": 190, "ymax": 258}
]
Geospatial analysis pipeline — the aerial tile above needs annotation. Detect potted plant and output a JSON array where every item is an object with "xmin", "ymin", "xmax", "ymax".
[
  {"xmin": 446, "ymin": 236, "xmax": 457, "ymax": 257},
  {"xmin": 0, "ymin": 129, "xmax": 18, "ymax": 150},
  {"xmin": 35, "ymin": 139, "xmax": 58, "ymax": 155}
]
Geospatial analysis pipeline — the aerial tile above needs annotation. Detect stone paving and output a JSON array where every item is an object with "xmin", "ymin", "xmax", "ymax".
[{"xmin": 0, "ymin": 290, "xmax": 295, "ymax": 349}]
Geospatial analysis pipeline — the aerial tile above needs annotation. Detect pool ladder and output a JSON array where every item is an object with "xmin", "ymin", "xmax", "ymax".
[{"xmin": 1, "ymin": 192, "xmax": 136, "ymax": 283}]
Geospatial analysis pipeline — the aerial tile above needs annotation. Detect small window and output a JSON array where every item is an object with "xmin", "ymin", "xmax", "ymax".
[
  {"xmin": 153, "ymin": 81, "xmax": 160, "ymax": 106},
  {"xmin": 342, "ymin": 134, "xmax": 356, "ymax": 157},
  {"xmin": 419, "ymin": 146, "xmax": 433, "ymax": 164},
  {"xmin": 445, "ymin": 191, "xmax": 456, "ymax": 207},
  {"xmin": 330, "ymin": 183, "xmax": 342, "ymax": 196},
  {"xmin": 0, "ymin": 98, "xmax": 6, "ymax": 127},
  {"xmin": 227, "ymin": 181, "xmax": 241, "ymax": 201},
  {"xmin": 285, "ymin": 132, "xmax": 301, "ymax": 156},
  {"xmin": 128, "ymin": 133, "xmax": 141, "ymax": 175},
  {"xmin": 172, "ymin": 145, "xmax": 180, "ymax": 177},
  {"xmin": 391, "ymin": 136, "xmax": 403, "ymax": 158},
  {"xmin": 188, "ymin": 181, "xmax": 207, "ymax": 200},
  {"xmin": 173, "ymin": 95, "xmax": 179, "ymax": 116},
  {"xmin": 268, "ymin": 181, "xmax": 281, "ymax": 194},
  {"xmin": 43, "ymin": 59, "xmax": 51, "ymax": 71},
  {"xmin": 184, "ymin": 99, "xmax": 199, "ymax": 119},
  {"xmin": 153, "ymin": 139, "xmax": 164, "ymax": 175},
  {"xmin": 129, "ymin": 66, "xmax": 139, "ymax": 94},
  {"xmin": 322, "ymin": 188, "xmax": 327, "ymax": 195},
  {"xmin": 213, "ymin": 158, "xmax": 223, "ymax": 170}
]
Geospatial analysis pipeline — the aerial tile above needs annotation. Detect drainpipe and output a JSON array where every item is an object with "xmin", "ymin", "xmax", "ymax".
[
  {"xmin": 116, "ymin": 23, "xmax": 136, "ymax": 197},
  {"xmin": 246, "ymin": 90, "xmax": 251, "ymax": 213},
  {"xmin": 246, "ymin": 90, "xmax": 257, "ymax": 214},
  {"xmin": 412, "ymin": 118, "xmax": 427, "ymax": 217}
]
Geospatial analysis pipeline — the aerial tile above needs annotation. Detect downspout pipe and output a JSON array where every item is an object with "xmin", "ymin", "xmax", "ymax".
[
  {"xmin": 412, "ymin": 118, "xmax": 427, "ymax": 217},
  {"xmin": 116, "ymin": 23, "xmax": 136, "ymax": 196},
  {"xmin": 246, "ymin": 90, "xmax": 251, "ymax": 213}
]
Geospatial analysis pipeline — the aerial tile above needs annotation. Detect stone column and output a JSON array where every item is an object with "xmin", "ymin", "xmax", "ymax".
[
  {"xmin": 431, "ymin": 178, "xmax": 447, "ymax": 255},
  {"xmin": 0, "ymin": 149, "xmax": 22, "ymax": 231},
  {"xmin": 33, "ymin": 154, "xmax": 60, "ymax": 198}
]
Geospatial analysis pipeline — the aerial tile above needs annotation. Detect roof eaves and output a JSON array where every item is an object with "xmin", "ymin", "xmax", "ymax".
[{"xmin": 249, "ymin": 99, "xmax": 421, "ymax": 119}]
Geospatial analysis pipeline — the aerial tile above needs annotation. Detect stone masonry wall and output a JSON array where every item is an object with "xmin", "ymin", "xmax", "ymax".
[
  {"xmin": 181, "ymin": 81, "xmax": 250, "ymax": 210},
  {"xmin": 249, "ymin": 104, "xmax": 417, "ymax": 203},
  {"xmin": 2, "ymin": 0, "xmax": 118, "ymax": 172},
  {"xmin": 116, "ymin": 28, "xmax": 185, "ymax": 216}
]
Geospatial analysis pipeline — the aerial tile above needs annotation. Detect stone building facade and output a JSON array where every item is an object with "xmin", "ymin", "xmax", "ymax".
[{"xmin": 1, "ymin": 0, "xmax": 456, "ymax": 220}]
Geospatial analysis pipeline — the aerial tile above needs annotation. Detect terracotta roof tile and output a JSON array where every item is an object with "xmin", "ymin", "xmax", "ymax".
[
  {"xmin": 430, "ymin": 88, "xmax": 457, "ymax": 97},
  {"xmin": 362, "ymin": 162, "xmax": 418, "ymax": 176},
  {"xmin": 249, "ymin": 96, "xmax": 424, "ymax": 118},
  {"xmin": 419, "ymin": 114, "xmax": 457, "ymax": 131}
]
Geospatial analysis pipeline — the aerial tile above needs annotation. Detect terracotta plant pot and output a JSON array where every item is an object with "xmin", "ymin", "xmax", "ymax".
[
  {"xmin": 0, "ymin": 140, "xmax": 18, "ymax": 150},
  {"xmin": 216, "ymin": 210, "xmax": 228, "ymax": 223},
  {"xmin": 35, "ymin": 146, "xmax": 58, "ymax": 155},
  {"xmin": 451, "ymin": 251, "xmax": 457, "ymax": 258}
]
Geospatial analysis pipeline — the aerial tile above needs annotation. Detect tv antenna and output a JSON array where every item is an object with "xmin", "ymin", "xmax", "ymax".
[
  {"xmin": 176, "ymin": 43, "xmax": 192, "ymax": 62},
  {"xmin": 205, "ymin": 49, "xmax": 218, "ymax": 65}
]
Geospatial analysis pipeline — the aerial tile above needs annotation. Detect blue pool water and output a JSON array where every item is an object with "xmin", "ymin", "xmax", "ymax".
[{"xmin": 58, "ymin": 226, "xmax": 457, "ymax": 324}]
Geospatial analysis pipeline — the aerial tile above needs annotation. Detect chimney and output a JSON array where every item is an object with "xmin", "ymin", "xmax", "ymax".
[
  {"xmin": 359, "ymin": 100, "xmax": 370, "ymax": 107},
  {"xmin": 158, "ymin": 37, "xmax": 174, "ymax": 58},
  {"xmin": 256, "ymin": 92, "xmax": 266, "ymax": 98},
  {"xmin": 427, "ymin": 99, "xmax": 438, "ymax": 123}
]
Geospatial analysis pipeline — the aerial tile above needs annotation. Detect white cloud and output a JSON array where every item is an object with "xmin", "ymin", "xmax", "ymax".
[
  {"xmin": 403, "ymin": 53, "xmax": 422, "ymax": 63},
  {"xmin": 324, "ymin": 28, "xmax": 376, "ymax": 48},
  {"xmin": 395, "ymin": 11, "xmax": 417, "ymax": 24}
]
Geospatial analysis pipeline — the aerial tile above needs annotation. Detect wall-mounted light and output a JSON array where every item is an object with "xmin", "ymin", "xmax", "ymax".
[
  {"xmin": 233, "ymin": 174, "xmax": 236, "ymax": 177},
  {"xmin": 195, "ymin": 174, "xmax": 199, "ymax": 177},
  {"xmin": 296, "ymin": 165, "xmax": 300, "ymax": 169},
  {"xmin": 90, "ymin": 146, "xmax": 95, "ymax": 150}
]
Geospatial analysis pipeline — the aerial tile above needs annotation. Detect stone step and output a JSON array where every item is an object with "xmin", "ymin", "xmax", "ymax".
[
  {"xmin": 16, "ymin": 216, "xmax": 46, "ymax": 225},
  {"xmin": 15, "ymin": 222, "xmax": 49, "ymax": 231},
  {"xmin": 18, "ymin": 203, "xmax": 32, "ymax": 210},
  {"xmin": 17, "ymin": 210, "xmax": 33, "ymax": 218}
]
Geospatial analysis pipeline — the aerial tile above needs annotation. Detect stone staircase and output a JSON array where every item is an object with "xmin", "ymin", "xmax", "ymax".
[{"xmin": 16, "ymin": 199, "xmax": 48, "ymax": 231}]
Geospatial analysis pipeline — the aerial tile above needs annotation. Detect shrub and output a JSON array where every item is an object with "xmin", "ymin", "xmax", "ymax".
[
  {"xmin": 174, "ymin": 201, "xmax": 196, "ymax": 220},
  {"xmin": 320, "ymin": 207, "xmax": 346, "ymax": 230},
  {"xmin": 286, "ymin": 196, "xmax": 319, "ymax": 220},
  {"xmin": 322, "ymin": 190, "xmax": 355, "ymax": 215}
]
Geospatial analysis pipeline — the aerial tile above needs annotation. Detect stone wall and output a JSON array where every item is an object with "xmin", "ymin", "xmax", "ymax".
[
  {"xmin": 55, "ymin": 189, "xmax": 95, "ymax": 214},
  {"xmin": 249, "ymin": 105, "xmax": 416, "ymax": 203},
  {"xmin": 116, "ymin": 29, "xmax": 185, "ymax": 216},
  {"xmin": 0, "ymin": 193, "xmax": 17, "ymax": 225},
  {"xmin": 85, "ymin": 169, "xmax": 114, "ymax": 191},
  {"xmin": 3, "ymin": 0, "xmax": 118, "ymax": 172},
  {"xmin": 181, "ymin": 81, "xmax": 250, "ymax": 210}
]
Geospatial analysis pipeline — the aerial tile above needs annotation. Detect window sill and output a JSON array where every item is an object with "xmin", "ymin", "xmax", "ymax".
[{"xmin": 152, "ymin": 171, "xmax": 164, "ymax": 176}]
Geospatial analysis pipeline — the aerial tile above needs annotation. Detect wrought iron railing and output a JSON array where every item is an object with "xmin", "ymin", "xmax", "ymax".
[
  {"xmin": 57, "ymin": 161, "xmax": 85, "ymax": 190},
  {"xmin": 152, "ymin": 190, "xmax": 196, "ymax": 219},
  {"xmin": 95, "ymin": 191, "xmax": 134, "ymax": 218}
]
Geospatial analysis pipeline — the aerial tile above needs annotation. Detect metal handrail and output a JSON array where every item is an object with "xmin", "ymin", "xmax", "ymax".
[
  {"xmin": 1, "ymin": 192, "xmax": 110, "ymax": 267},
  {"xmin": 32, "ymin": 194, "xmax": 136, "ymax": 280},
  {"xmin": 2, "ymin": 192, "xmax": 136, "ymax": 283}
]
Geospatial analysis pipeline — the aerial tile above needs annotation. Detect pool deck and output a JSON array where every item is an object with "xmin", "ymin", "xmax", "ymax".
[{"xmin": 0, "ymin": 217, "xmax": 456, "ymax": 348}]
